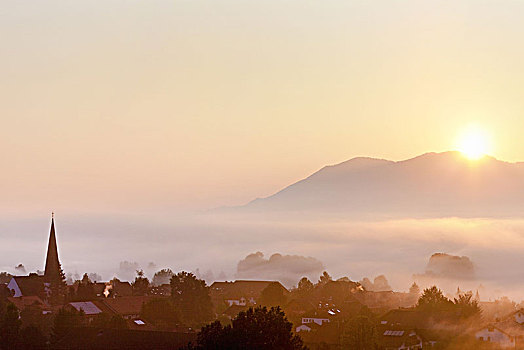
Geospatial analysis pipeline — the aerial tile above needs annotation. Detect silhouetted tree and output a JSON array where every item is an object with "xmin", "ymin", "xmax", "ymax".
[
  {"xmin": 141, "ymin": 298, "xmax": 180, "ymax": 330},
  {"xmin": 407, "ymin": 282, "xmax": 421, "ymax": 305},
  {"xmin": 409, "ymin": 282, "xmax": 420, "ymax": 296},
  {"xmin": 196, "ymin": 306, "xmax": 306, "ymax": 350},
  {"xmin": 88, "ymin": 272, "xmax": 102, "ymax": 282},
  {"xmin": 20, "ymin": 303, "xmax": 51, "ymax": 336},
  {"xmin": 360, "ymin": 277, "xmax": 374, "ymax": 291},
  {"xmin": 19, "ymin": 325, "xmax": 47, "ymax": 349},
  {"xmin": 454, "ymin": 292, "xmax": 481, "ymax": 319},
  {"xmin": 81, "ymin": 273, "xmax": 91, "ymax": 284},
  {"xmin": 132, "ymin": 270, "xmax": 150, "ymax": 296},
  {"xmin": 51, "ymin": 307, "xmax": 85, "ymax": 344},
  {"xmin": 48, "ymin": 263, "xmax": 68, "ymax": 305},
  {"xmin": 416, "ymin": 286, "xmax": 453, "ymax": 312},
  {"xmin": 317, "ymin": 271, "xmax": 332, "ymax": 286},
  {"xmin": 73, "ymin": 273, "xmax": 97, "ymax": 301},
  {"xmin": 372, "ymin": 275, "xmax": 391, "ymax": 291},
  {"xmin": 297, "ymin": 277, "xmax": 314, "ymax": 295},
  {"xmin": 318, "ymin": 279, "xmax": 361, "ymax": 305},
  {"xmin": 0, "ymin": 303, "xmax": 21, "ymax": 350},
  {"xmin": 342, "ymin": 315, "xmax": 378, "ymax": 350},
  {"xmin": 0, "ymin": 285, "xmax": 12, "ymax": 316},
  {"xmin": 170, "ymin": 271, "xmax": 213, "ymax": 327},
  {"xmin": 152, "ymin": 268, "xmax": 174, "ymax": 286},
  {"xmin": 196, "ymin": 320, "xmax": 235, "ymax": 349},
  {"xmin": 260, "ymin": 282, "xmax": 287, "ymax": 307}
]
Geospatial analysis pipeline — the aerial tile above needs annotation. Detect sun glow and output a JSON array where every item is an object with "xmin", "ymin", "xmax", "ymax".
[{"xmin": 457, "ymin": 125, "xmax": 493, "ymax": 160}]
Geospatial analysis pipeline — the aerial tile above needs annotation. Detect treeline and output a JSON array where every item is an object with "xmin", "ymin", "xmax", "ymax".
[
  {"xmin": 0, "ymin": 267, "xmax": 495, "ymax": 350},
  {"xmin": 0, "ymin": 268, "xmax": 307, "ymax": 349},
  {"xmin": 0, "ymin": 270, "xmax": 214, "ymax": 349}
]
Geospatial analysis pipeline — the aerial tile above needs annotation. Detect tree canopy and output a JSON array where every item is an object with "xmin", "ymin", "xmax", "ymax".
[
  {"xmin": 342, "ymin": 315, "xmax": 378, "ymax": 350},
  {"xmin": 141, "ymin": 298, "xmax": 180, "ymax": 330},
  {"xmin": 51, "ymin": 307, "xmax": 85, "ymax": 344},
  {"xmin": 152, "ymin": 268, "xmax": 175, "ymax": 287},
  {"xmin": 170, "ymin": 271, "xmax": 213, "ymax": 328},
  {"xmin": 317, "ymin": 271, "xmax": 332, "ymax": 286},
  {"xmin": 132, "ymin": 270, "xmax": 150, "ymax": 296},
  {"xmin": 416, "ymin": 286, "xmax": 453, "ymax": 312},
  {"xmin": 72, "ymin": 273, "xmax": 97, "ymax": 301},
  {"xmin": 196, "ymin": 306, "xmax": 306, "ymax": 350},
  {"xmin": 416, "ymin": 286, "xmax": 480, "ymax": 320},
  {"xmin": 0, "ymin": 303, "xmax": 21, "ymax": 350},
  {"xmin": 297, "ymin": 277, "xmax": 314, "ymax": 295},
  {"xmin": 453, "ymin": 292, "xmax": 481, "ymax": 319}
]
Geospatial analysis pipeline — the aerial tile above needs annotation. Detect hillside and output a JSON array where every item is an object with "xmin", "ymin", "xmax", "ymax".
[{"xmin": 234, "ymin": 152, "xmax": 524, "ymax": 218}]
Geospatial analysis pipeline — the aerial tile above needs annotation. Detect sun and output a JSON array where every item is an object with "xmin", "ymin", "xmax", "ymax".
[{"xmin": 456, "ymin": 125, "xmax": 492, "ymax": 160}]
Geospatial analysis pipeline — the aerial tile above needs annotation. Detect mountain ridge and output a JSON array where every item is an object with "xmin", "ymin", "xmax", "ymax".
[{"xmin": 228, "ymin": 151, "xmax": 524, "ymax": 218}]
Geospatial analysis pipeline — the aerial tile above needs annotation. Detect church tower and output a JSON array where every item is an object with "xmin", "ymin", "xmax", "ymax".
[
  {"xmin": 44, "ymin": 213, "xmax": 66, "ymax": 304},
  {"xmin": 44, "ymin": 213, "xmax": 61, "ymax": 281}
]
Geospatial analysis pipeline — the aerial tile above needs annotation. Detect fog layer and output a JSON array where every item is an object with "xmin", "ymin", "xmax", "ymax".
[{"xmin": 2, "ymin": 213, "xmax": 524, "ymax": 300}]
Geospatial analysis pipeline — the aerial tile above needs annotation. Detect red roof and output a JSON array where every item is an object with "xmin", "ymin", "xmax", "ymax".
[
  {"xmin": 111, "ymin": 280, "xmax": 133, "ymax": 297},
  {"xmin": 211, "ymin": 280, "xmax": 288, "ymax": 300},
  {"xmin": 223, "ymin": 305, "xmax": 249, "ymax": 318},
  {"xmin": 11, "ymin": 275, "xmax": 45, "ymax": 298},
  {"xmin": 7, "ymin": 296, "xmax": 48, "ymax": 311},
  {"xmin": 100, "ymin": 296, "xmax": 157, "ymax": 316}
]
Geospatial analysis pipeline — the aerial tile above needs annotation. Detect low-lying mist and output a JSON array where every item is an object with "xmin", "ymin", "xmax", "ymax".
[{"xmin": 2, "ymin": 212, "xmax": 524, "ymax": 301}]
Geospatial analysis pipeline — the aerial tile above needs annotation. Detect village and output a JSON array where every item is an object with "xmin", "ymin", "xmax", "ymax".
[{"xmin": 2, "ymin": 218, "xmax": 524, "ymax": 349}]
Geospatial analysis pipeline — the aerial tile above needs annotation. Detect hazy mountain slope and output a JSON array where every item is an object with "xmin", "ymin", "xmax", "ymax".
[{"xmin": 237, "ymin": 152, "xmax": 524, "ymax": 218}]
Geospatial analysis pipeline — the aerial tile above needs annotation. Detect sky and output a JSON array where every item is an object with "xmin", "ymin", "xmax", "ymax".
[
  {"xmin": 2, "ymin": 0, "xmax": 524, "ymax": 215},
  {"xmin": 3, "ymin": 2, "xmax": 524, "ymax": 298}
]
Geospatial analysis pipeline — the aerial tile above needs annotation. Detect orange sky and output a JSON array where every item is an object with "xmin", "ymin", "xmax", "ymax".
[{"xmin": 2, "ymin": 0, "xmax": 524, "ymax": 213}]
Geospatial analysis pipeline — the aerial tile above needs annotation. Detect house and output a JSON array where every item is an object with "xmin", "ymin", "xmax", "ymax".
[
  {"xmin": 378, "ymin": 329, "xmax": 424, "ymax": 350},
  {"xmin": 69, "ymin": 281, "xmax": 108, "ymax": 300},
  {"xmin": 378, "ymin": 309, "xmax": 426, "ymax": 329},
  {"xmin": 7, "ymin": 296, "xmax": 51, "ymax": 314},
  {"xmin": 100, "ymin": 296, "xmax": 156, "ymax": 320},
  {"xmin": 378, "ymin": 309, "xmax": 456, "ymax": 347},
  {"xmin": 109, "ymin": 280, "xmax": 133, "ymax": 297},
  {"xmin": 210, "ymin": 280, "xmax": 288, "ymax": 309},
  {"xmin": 481, "ymin": 309, "xmax": 524, "ymax": 348},
  {"xmin": 91, "ymin": 282, "xmax": 107, "ymax": 298},
  {"xmin": 515, "ymin": 309, "xmax": 524, "ymax": 325},
  {"xmin": 301, "ymin": 310, "xmax": 333, "ymax": 326},
  {"xmin": 222, "ymin": 304, "xmax": 249, "ymax": 319},
  {"xmin": 299, "ymin": 323, "xmax": 341, "ymax": 350},
  {"xmin": 7, "ymin": 275, "xmax": 45, "ymax": 299},
  {"xmin": 295, "ymin": 322, "xmax": 321, "ymax": 333},
  {"xmin": 66, "ymin": 300, "xmax": 158, "ymax": 331},
  {"xmin": 475, "ymin": 325, "xmax": 515, "ymax": 348},
  {"xmin": 66, "ymin": 301, "xmax": 107, "ymax": 322},
  {"xmin": 284, "ymin": 299, "xmax": 314, "ymax": 316},
  {"xmin": 225, "ymin": 296, "xmax": 252, "ymax": 307},
  {"xmin": 127, "ymin": 318, "xmax": 156, "ymax": 331},
  {"xmin": 296, "ymin": 324, "xmax": 312, "ymax": 333}
]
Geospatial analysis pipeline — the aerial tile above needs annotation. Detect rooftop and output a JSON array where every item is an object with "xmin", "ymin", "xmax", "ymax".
[{"xmin": 69, "ymin": 301, "xmax": 103, "ymax": 315}]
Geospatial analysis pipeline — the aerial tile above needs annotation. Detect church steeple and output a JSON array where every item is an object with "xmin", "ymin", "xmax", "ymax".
[{"xmin": 44, "ymin": 213, "xmax": 61, "ymax": 280}]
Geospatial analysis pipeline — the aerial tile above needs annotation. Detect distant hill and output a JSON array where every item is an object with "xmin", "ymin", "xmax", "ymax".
[{"xmin": 230, "ymin": 151, "xmax": 524, "ymax": 218}]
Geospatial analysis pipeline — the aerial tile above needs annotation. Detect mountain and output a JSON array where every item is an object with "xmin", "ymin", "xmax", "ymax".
[{"xmin": 234, "ymin": 151, "xmax": 524, "ymax": 218}]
